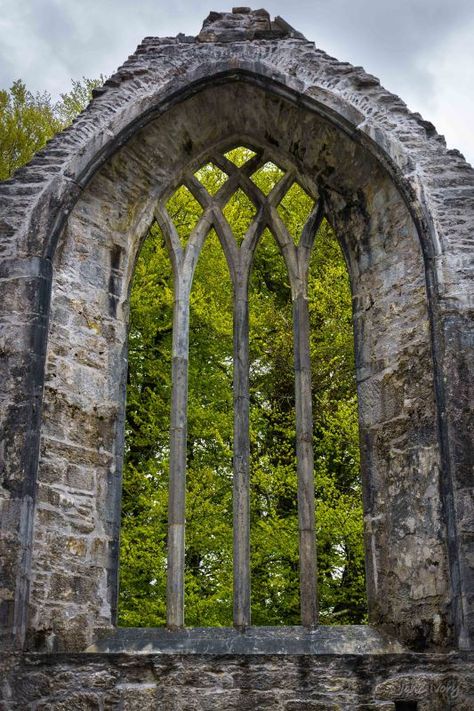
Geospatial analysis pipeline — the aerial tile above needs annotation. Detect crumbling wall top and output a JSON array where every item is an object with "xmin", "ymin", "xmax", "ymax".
[{"xmin": 198, "ymin": 7, "xmax": 305, "ymax": 42}]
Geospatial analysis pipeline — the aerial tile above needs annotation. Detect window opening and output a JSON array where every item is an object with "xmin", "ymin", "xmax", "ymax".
[
  {"xmin": 119, "ymin": 223, "xmax": 172, "ymax": 626},
  {"xmin": 250, "ymin": 161, "xmax": 285, "ymax": 196},
  {"xmin": 222, "ymin": 188, "xmax": 257, "ymax": 244},
  {"xmin": 249, "ymin": 228, "xmax": 300, "ymax": 625},
  {"xmin": 224, "ymin": 145, "xmax": 257, "ymax": 167},
  {"xmin": 310, "ymin": 222, "xmax": 366, "ymax": 624},
  {"xmin": 166, "ymin": 185, "xmax": 204, "ymax": 247},
  {"xmin": 119, "ymin": 144, "xmax": 365, "ymax": 629},
  {"xmin": 277, "ymin": 182, "xmax": 315, "ymax": 245},
  {"xmin": 194, "ymin": 162, "xmax": 228, "ymax": 195},
  {"xmin": 185, "ymin": 229, "xmax": 234, "ymax": 626}
]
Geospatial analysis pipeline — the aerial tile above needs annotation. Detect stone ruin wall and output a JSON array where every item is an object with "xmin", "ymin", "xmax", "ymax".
[{"xmin": 0, "ymin": 8, "xmax": 473, "ymax": 709}]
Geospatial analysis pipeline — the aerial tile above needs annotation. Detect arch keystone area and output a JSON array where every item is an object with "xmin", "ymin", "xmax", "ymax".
[{"xmin": 0, "ymin": 8, "xmax": 473, "ymax": 709}]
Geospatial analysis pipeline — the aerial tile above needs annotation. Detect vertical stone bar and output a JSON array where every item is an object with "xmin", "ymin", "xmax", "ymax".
[
  {"xmin": 167, "ymin": 282, "xmax": 190, "ymax": 628},
  {"xmin": 0, "ymin": 257, "xmax": 52, "ymax": 651},
  {"xmin": 293, "ymin": 291, "xmax": 318, "ymax": 627},
  {"xmin": 233, "ymin": 279, "xmax": 251, "ymax": 629}
]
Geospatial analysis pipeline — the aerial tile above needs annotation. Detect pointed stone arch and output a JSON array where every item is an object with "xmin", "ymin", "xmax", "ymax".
[{"xmin": 0, "ymin": 11, "xmax": 472, "ymax": 668}]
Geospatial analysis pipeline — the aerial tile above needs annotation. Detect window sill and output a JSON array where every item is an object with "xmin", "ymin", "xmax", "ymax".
[{"xmin": 86, "ymin": 625, "xmax": 405, "ymax": 655}]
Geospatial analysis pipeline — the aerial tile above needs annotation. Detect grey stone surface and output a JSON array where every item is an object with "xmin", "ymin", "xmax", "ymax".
[
  {"xmin": 25, "ymin": 80, "xmax": 452, "ymax": 652},
  {"xmin": 1, "ymin": 652, "xmax": 474, "ymax": 710},
  {"xmin": 0, "ymin": 5, "xmax": 473, "ymax": 706},
  {"xmin": 197, "ymin": 8, "xmax": 305, "ymax": 42},
  {"xmin": 85, "ymin": 625, "xmax": 405, "ymax": 655}
]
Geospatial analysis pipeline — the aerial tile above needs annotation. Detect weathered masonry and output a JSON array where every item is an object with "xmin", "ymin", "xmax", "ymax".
[{"xmin": 0, "ymin": 7, "xmax": 473, "ymax": 709}]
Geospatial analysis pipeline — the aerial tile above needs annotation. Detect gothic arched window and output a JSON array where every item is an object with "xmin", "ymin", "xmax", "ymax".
[{"xmin": 120, "ymin": 144, "xmax": 364, "ymax": 629}]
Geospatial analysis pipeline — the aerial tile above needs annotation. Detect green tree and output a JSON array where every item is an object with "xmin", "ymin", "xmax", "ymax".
[
  {"xmin": 119, "ymin": 157, "xmax": 367, "ymax": 626},
  {"xmin": 0, "ymin": 80, "xmax": 61, "ymax": 180},
  {"xmin": 56, "ymin": 76, "xmax": 104, "ymax": 125},
  {"xmin": 0, "ymin": 76, "xmax": 102, "ymax": 181}
]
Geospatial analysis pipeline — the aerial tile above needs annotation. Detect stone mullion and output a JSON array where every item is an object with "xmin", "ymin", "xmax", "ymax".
[
  {"xmin": 166, "ymin": 272, "xmax": 190, "ymax": 628},
  {"xmin": 297, "ymin": 202, "xmax": 325, "ymax": 281},
  {"xmin": 183, "ymin": 175, "xmax": 213, "ymax": 210},
  {"xmin": 237, "ymin": 173, "xmax": 266, "ymax": 209},
  {"xmin": 232, "ymin": 272, "xmax": 251, "ymax": 629},
  {"xmin": 213, "ymin": 172, "xmax": 241, "ymax": 208},
  {"xmin": 234, "ymin": 208, "xmax": 268, "ymax": 629},
  {"xmin": 212, "ymin": 207, "xmax": 252, "ymax": 628},
  {"xmin": 154, "ymin": 205, "xmax": 184, "ymax": 274},
  {"xmin": 213, "ymin": 199, "xmax": 269, "ymax": 628},
  {"xmin": 212, "ymin": 152, "xmax": 268, "ymax": 209},
  {"xmin": 240, "ymin": 207, "xmax": 267, "ymax": 260},
  {"xmin": 156, "ymin": 204, "xmax": 212, "ymax": 628},
  {"xmin": 292, "ymin": 285, "xmax": 318, "ymax": 627},
  {"xmin": 155, "ymin": 201, "xmax": 185, "ymax": 628},
  {"xmin": 268, "ymin": 207, "xmax": 300, "ymax": 282},
  {"xmin": 299, "ymin": 202, "xmax": 324, "ymax": 249},
  {"xmin": 160, "ymin": 163, "xmax": 323, "ymax": 630},
  {"xmin": 268, "ymin": 207, "xmax": 319, "ymax": 627},
  {"xmin": 240, "ymin": 152, "xmax": 265, "ymax": 177}
]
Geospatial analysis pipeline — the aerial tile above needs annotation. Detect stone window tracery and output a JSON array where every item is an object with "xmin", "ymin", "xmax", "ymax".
[{"xmin": 154, "ymin": 145, "xmax": 323, "ymax": 628}]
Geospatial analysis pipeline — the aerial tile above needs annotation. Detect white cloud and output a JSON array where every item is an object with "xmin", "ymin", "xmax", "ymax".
[
  {"xmin": 0, "ymin": 0, "xmax": 472, "ymax": 161},
  {"xmin": 420, "ymin": 18, "xmax": 474, "ymax": 162}
]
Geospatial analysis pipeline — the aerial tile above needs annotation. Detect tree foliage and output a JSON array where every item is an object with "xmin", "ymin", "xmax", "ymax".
[
  {"xmin": 56, "ymin": 76, "xmax": 105, "ymax": 125},
  {"xmin": 0, "ymin": 80, "xmax": 60, "ymax": 180},
  {"xmin": 119, "ymin": 159, "xmax": 367, "ymax": 626},
  {"xmin": 0, "ymin": 77, "xmax": 102, "ymax": 181}
]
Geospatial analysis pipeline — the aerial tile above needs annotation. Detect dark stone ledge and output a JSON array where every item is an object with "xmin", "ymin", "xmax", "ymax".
[{"xmin": 86, "ymin": 625, "xmax": 405, "ymax": 655}]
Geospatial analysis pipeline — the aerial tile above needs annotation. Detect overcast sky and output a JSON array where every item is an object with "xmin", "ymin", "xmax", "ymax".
[{"xmin": 1, "ymin": 0, "xmax": 473, "ymax": 164}]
